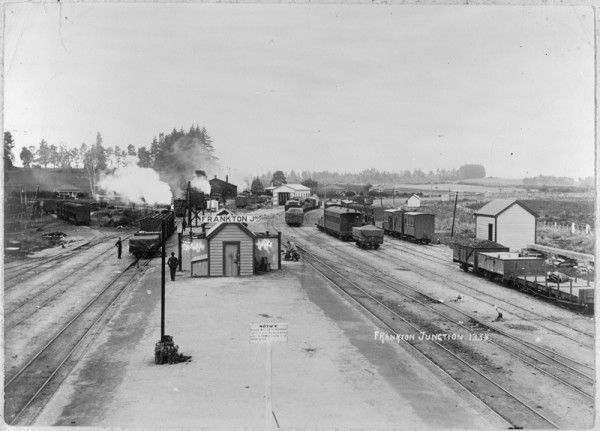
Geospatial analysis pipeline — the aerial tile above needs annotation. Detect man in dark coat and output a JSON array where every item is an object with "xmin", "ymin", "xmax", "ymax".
[
  {"xmin": 167, "ymin": 252, "xmax": 179, "ymax": 281},
  {"xmin": 115, "ymin": 237, "xmax": 122, "ymax": 259}
]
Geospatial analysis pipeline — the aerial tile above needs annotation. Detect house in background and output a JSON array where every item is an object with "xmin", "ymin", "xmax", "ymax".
[
  {"xmin": 474, "ymin": 199, "xmax": 538, "ymax": 251},
  {"xmin": 406, "ymin": 194, "xmax": 421, "ymax": 208},
  {"xmin": 209, "ymin": 176, "xmax": 237, "ymax": 203},
  {"xmin": 54, "ymin": 184, "xmax": 83, "ymax": 199},
  {"xmin": 272, "ymin": 184, "xmax": 311, "ymax": 206}
]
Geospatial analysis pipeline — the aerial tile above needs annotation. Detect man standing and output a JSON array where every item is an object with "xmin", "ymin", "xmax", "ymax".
[
  {"xmin": 115, "ymin": 237, "xmax": 122, "ymax": 259},
  {"xmin": 168, "ymin": 252, "xmax": 179, "ymax": 281}
]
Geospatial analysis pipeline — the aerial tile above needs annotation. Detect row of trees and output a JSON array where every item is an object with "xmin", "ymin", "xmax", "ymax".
[
  {"xmin": 6, "ymin": 125, "xmax": 218, "ymax": 196},
  {"xmin": 254, "ymin": 164, "xmax": 487, "ymax": 188}
]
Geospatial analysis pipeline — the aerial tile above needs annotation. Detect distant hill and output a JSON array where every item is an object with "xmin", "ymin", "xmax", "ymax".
[{"xmin": 4, "ymin": 168, "xmax": 92, "ymax": 195}]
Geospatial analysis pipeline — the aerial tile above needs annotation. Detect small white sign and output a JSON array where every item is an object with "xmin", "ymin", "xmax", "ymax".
[
  {"xmin": 199, "ymin": 215, "xmax": 260, "ymax": 223},
  {"xmin": 250, "ymin": 323, "xmax": 288, "ymax": 343}
]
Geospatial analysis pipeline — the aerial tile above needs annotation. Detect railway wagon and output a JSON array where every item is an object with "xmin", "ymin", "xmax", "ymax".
[
  {"xmin": 352, "ymin": 225, "xmax": 384, "ymax": 249},
  {"xmin": 317, "ymin": 206, "xmax": 363, "ymax": 241},
  {"xmin": 476, "ymin": 252, "xmax": 547, "ymax": 283},
  {"xmin": 403, "ymin": 212, "xmax": 435, "ymax": 244},
  {"xmin": 173, "ymin": 199, "xmax": 187, "ymax": 217},
  {"xmin": 235, "ymin": 196, "xmax": 248, "ymax": 208},
  {"xmin": 129, "ymin": 232, "xmax": 162, "ymax": 258},
  {"xmin": 284, "ymin": 200, "xmax": 301, "ymax": 212},
  {"xmin": 302, "ymin": 196, "xmax": 320, "ymax": 212},
  {"xmin": 42, "ymin": 199, "xmax": 57, "ymax": 214},
  {"xmin": 452, "ymin": 239, "xmax": 510, "ymax": 272},
  {"xmin": 383, "ymin": 210, "xmax": 435, "ymax": 244},
  {"xmin": 56, "ymin": 201, "xmax": 91, "ymax": 225},
  {"xmin": 285, "ymin": 207, "xmax": 304, "ymax": 227},
  {"xmin": 139, "ymin": 210, "xmax": 176, "ymax": 237}
]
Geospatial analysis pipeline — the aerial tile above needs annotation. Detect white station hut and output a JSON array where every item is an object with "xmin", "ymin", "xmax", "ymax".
[{"xmin": 474, "ymin": 199, "xmax": 538, "ymax": 252}]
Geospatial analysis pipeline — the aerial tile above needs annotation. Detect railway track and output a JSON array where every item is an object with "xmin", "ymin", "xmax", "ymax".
[
  {"xmin": 4, "ymin": 232, "xmax": 127, "ymax": 289},
  {"xmin": 4, "ymin": 255, "xmax": 153, "ymax": 426},
  {"xmin": 376, "ymin": 245, "xmax": 595, "ymax": 348},
  {"xmin": 300, "ymin": 250, "xmax": 561, "ymax": 429},
  {"xmin": 271, "ymin": 216, "xmax": 594, "ymax": 427}
]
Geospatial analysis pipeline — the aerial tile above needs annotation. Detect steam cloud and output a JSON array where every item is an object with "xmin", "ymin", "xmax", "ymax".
[{"xmin": 99, "ymin": 156, "xmax": 172, "ymax": 205}]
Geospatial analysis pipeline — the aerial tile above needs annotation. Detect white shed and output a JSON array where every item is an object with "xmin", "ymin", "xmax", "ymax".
[
  {"xmin": 272, "ymin": 184, "xmax": 311, "ymax": 206},
  {"xmin": 474, "ymin": 199, "xmax": 538, "ymax": 252}
]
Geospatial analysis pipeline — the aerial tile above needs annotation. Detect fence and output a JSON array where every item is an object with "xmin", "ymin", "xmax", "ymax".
[{"xmin": 539, "ymin": 221, "xmax": 594, "ymax": 235}]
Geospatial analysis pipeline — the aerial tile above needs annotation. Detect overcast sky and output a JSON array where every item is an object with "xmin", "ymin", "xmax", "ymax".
[{"xmin": 3, "ymin": 2, "xmax": 595, "ymax": 182}]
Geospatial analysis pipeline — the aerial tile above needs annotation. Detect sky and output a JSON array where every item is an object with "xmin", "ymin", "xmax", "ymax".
[{"xmin": 3, "ymin": 2, "xmax": 596, "ymax": 184}]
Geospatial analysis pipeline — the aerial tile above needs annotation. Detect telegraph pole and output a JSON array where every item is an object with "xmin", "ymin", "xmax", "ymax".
[{"xmin": 161, "ymin": 219, "xmax": 166, "ymax": 341}]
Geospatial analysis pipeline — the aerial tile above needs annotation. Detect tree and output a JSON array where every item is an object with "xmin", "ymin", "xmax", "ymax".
[
  {"xmin": 36, "ymin": 139, "xmax": 51, "ymax": 167},
  {"xmin": 137, "ymin": 146, "xmax": 153, "ymax": 168},
  {"xmin": 127, "ymin": 144, "xmax": 136, "ymax": 156},
  {"xmin": 251, "ymin": 177, "xmax": 265, "ymax": 195},
  {"xmin": 4, "ymin": 131, "xmax": 15, "ymax": 169},
  {"xmin": 48, "ymin": 144, "xmax": 59, "ymax": 167},
  {"xmin": 81, "ymin": 132, "xmax": 108, "ymax": 195},
  {"xmin": 457, "ymin": 164, "xmax": 486, "ymax": 179},
  {"xmin": 271, "ymin": 170, "xmax": 287, "ymax": 187},
  {"xmin": 20, "ymin": 146, "xmax": 34, "ymax": 168}
]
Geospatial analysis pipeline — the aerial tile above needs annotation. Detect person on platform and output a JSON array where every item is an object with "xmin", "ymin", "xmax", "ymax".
[
  {"xmin": 286, "ymin": 240, "xmax": 297, "ymax": 253},
  {"xmin": 115, "ymin": 237, "xmax": 122, "ymax": 259},
  {"xmin": 182, "ymin": 218, "xmax": 187, "ymax": 231},
  {"xmin": 168, "ymin": 252, "xmax": 179, "ymax": 281}
]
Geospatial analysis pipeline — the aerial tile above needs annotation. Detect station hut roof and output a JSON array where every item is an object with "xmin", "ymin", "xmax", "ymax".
[
  {"xmin": 273, "ymin": 183, "xmax": 311, "ymax": 192},
  {"xmin": 474, "ymin": 199, "xmax": 538, "ymax": 218}
]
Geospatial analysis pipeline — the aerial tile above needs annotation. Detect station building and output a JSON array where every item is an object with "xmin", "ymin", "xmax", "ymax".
[{"xmin": 180, "ymin": 210, "xmax": 281, "ymax": 277}]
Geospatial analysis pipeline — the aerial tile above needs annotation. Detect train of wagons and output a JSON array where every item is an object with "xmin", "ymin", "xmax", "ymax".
[
  {"xmin": 452, "ymin": 237, "xmax": 594, "ymax": 313},
  {"xmin": 316, "ymin": 204, "xmax": 384, "ymax": 248},
  {"xmin": 56, "ymin": 200, "xmax": 91, "ymax": 225},
  {"xmin": 128, "ymin": 210, "xmax": 176, "ymax": 258}
]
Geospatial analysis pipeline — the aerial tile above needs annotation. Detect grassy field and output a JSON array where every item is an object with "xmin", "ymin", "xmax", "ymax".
[{"xmin": 372, "ymin": 197, "xmax": 595, "ymax": 255}]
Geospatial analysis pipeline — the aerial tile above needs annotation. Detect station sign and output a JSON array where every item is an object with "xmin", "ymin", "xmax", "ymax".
[
  {"xmin": 198, "ymin": 214, "xmax": 261, "ymax": 223},
  {"xmin": 250, "ymin": 323, "xmax": 288, "ymax": 343}
]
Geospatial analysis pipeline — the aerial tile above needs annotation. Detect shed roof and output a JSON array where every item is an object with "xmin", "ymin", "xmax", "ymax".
[
  {"xmin": 206, "ymin": 222, "xmax": 256, "ymax": 240},
  {"xmin": 274, "ymin": 183, "xmax": 311, "ymax": 192},
  {"xmin": 475, "ymin": 199, "xmax": 538, "ymax": 218}
]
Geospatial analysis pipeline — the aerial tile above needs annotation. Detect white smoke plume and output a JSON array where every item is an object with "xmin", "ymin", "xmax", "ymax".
[
  {"xmin": 191, "ymin": 171, "xmax": 211, "ymax": 194},
  {"xmin": 99, "ymin": 156, "xmax": 172, "ymax": 205}
]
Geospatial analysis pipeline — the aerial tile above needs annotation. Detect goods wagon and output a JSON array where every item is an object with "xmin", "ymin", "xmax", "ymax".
[
  {"xmin": 383, "ymin": 210, "xmax": 435, "ymax": 244},
  {"xmin": 352, "ymin": 225, "xmax": 384, "ymax": 249},
  {"xmin": 317, "ymin": 206, "xmax": 363, "ymax": 241},
  {"xmin": 302, "ymin": 196, "xmax": 320, "ymax": 212},
  {"xmin": 42, "ymin": 199, "xmax": 57, "ymax": 214},
  {"xmin": 235, "ymin": 196, "xmax": 249, "ymax": 208},
  {"xmin": 129, "ymin": 233, "xmax": 162, "ymax": 258},
  {"xmin": 476, "ymin": 252, "xmax": 547, "ymax": 283},
  {"xmin": 285, "ymin": 207, "xmax": 304, "ymax": 227},
  {"xmin": 173, "ymin": 199, "xmax": 187, "ymax": 217},
  {"xmin": 139, "ymin": 210, "xmax": 176, "ymax": 236},
  {"xmin": 56, "ymin": 201, "xmax": 91, "ymax": 225},
  {"xmin": 452, "ymin": 239, "xmax": 510, "ymax": 272},
  {"xmin": 284, "ymin": 200, "xmax": 302, "ymax": 212}
]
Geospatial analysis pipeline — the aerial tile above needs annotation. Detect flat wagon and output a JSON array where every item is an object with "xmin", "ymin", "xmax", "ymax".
[
  {"xmin": 352, "ymin": 225, "xmax": 384, "ymax": 249},
  {"xmin": 452, "ymin": 238, "xmax": 510, "ymax": 272},
  {"xmin": 317, "ymin": 206, "xmax": 363, "ymax": 241},
  {"xmin": 285, "ymin": 207, "xmax": 305, "ymax": 227}
]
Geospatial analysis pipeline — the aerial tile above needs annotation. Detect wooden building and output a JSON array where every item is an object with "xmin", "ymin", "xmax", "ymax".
[
  {"xmin": 474, "ymin": 199, "xmax": 538, "ymax": 252},
  {"xmin": 181, "ymin": 216, "xmax": 281, "ymax": 277},
  {"xmin": 272, "ymin": 183, "xmax": 311, "ymax": 206},
  {"xmin": 209, "ymin": 176, "xmax": 237, "ymax": 202}
]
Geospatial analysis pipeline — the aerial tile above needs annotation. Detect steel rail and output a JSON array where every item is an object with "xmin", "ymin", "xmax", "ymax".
[{"xmin": 4, "ymin": 255, "xmax": 152, "ymax": 425}]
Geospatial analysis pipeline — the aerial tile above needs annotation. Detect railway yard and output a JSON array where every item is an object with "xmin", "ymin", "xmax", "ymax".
[{"xmin": 3, "ymin": 204, "xmax": 596, "ymax": 428}]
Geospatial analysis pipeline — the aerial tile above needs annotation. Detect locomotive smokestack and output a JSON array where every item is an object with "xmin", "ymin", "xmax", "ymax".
[{"xmin": 226, "ymin": 175, "xmax": 229, "ymax": 184}]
